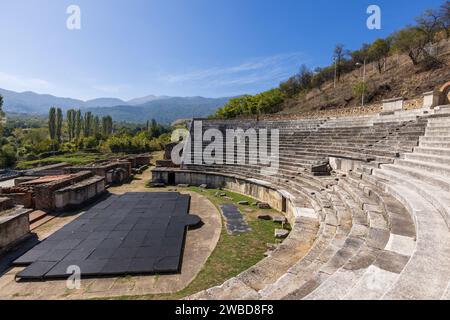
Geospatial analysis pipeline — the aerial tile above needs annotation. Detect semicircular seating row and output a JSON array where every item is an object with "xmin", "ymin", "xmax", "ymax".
[{"xmin": 184, "ymin": 108, "xmax": 450, "ymax": 300}]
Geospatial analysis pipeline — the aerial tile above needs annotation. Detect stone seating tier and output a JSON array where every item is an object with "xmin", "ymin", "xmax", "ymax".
[{"xmin": 172, "ymin": 109, "xmax": 450, "ymax": 300}]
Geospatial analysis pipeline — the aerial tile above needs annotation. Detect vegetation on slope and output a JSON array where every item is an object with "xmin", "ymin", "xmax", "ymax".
[{"xmin": 213, "ymin": 1, "xmax": 450, "ymax": 119}]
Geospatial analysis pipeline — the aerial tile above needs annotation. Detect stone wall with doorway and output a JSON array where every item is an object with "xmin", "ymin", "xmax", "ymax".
[{"xmin": 152, "ymin": 169, "xmax": 298, "ymax": 225}]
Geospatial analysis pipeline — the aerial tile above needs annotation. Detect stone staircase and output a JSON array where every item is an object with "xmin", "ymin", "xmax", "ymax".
[
  {"xmin": 29, "ymin": 210, "xmax": 54, "ymax": 230},
  {"xmin": 375, "ymin": 115, "xmax": 450, "ymax": 228}
]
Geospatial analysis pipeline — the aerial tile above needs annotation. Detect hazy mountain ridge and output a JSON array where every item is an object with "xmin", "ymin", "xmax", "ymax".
[
  {"xmin": 127, "ymin": 95, "xmax": 171, "ymax": 106},
  {"xmin": 85, "ymin": 96, "xmax": 232, "ymax": 123},
  {"xmin": 0, "ymin": 88, "xmax": 232, "ymax": 124}
]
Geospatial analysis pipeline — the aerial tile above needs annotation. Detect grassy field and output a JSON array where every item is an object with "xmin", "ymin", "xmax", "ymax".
[
  {"xmin": 106, "ymin": 186, "xmax": 289, "ymax": 300},
  {"xmin": 15, "ymin": 153, "xmax": 114, "ymax": 170}
]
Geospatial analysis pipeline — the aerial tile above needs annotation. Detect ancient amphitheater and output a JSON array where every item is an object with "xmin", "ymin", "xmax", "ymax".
[{"xmin": 153, "ymin": 88, "xmax": 450, "ymax": 300}]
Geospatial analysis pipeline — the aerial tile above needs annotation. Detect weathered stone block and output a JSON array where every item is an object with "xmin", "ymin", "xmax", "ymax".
[{"xmin": 382, "ymin": 97, "xmax": 404, "ymax": 112}]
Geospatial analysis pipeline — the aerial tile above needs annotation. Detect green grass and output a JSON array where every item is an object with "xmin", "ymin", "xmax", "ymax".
[
  {"xmin": 102, "ymin": 187, "xmax": 289, "ymax": 300},
  {"xmin": 15, "ymin": 153, "xmax": 112, "ymax": 170}
]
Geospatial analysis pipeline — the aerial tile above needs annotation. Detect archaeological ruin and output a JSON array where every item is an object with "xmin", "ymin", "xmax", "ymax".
[
  {"xmin": 153, "ymin": 91, "xmax": 450, "ymax": 300},
  {"xmin": 1, "ymin": 90, "xmax": 450, "ymax": 300}
]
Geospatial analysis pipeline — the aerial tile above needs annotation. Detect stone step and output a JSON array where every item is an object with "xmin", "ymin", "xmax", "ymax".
[
  {"xmin": 424, "ymin": 129, "xmax": 450, "ymax": 137},
  {"xmin": 394, "ymin": 158, "xmax": 450, "ymax": 177},
  {"xmin": 260, "ymin": 223, "xmax": 338, "ymax": 299},
  {"xmin": 419, "ymin": 141, "xmax": 450, "ymax": 149},
  {"xmin": 303, "ymin": 245, "xmax": 379, "ymax": 300},
  {"xmin": 420, "ymin": 136, "xmax": 450, "ymax": 142},
  {"xmin": 404, "ymin": 153, "xmax": 450, "ymax": 166},
  {"xmin": 344, "ymin": 249, "xmax": 412, "ymax": 300},
  {"xmin": 368, "ymin": 182, "xmax": 450, "ymax": 300},
  {"xmin": 356, "ymin": 174, "xmax": 417, "ymax": 239},
  {"xmin": 434, "ymin": 109, "xmax": 450, "ymax": 115},
  {"xmin": 338, "ymin": 179, "xmax": 378, "ymax": 212},
  {"xmin": 30, "ymin": 213, "xmax": 55, "ymax": 230},
  {"xmin": 375, "ymin": 166, "xmax": 450, "ymax": 228},
  {"xmin": 426, "ymin": 126, "xmax": 450, "ymax": 133},
  {"xmin": 303, "ymin": 184, "xmax": 393, "ymax": 300},
  {"xmin": 414, "ymin": 147, "xmax": 450, "ymax": 157},
  {"xmin": 283, "ymin": 235, "xmax": 366, "ymax": 300},
  {"xmin": 427, "ymin": 120, "xmax": 450, "ymax": 128},
  {"xmin": 264, "ymin": 186, "xmax": 366, "ymax": 299},
  {"xmin": 28, "ymin": 210, "xmax": 48, "ymax": 224},
  {"xmin": 426, "ymin": 116, "xmax": 450, "ymax": 124}
]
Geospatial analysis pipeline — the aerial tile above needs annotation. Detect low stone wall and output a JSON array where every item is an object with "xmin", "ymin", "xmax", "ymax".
[
  {"xmin": 155, "ymin": 160, "xmax": 180, "ymax": 168},
  {"xmin": 14, "ymin": 177, "xmax": 39, "ymax": 186},
  {"xmin": 34, "ymin": 171, "xmax": 93, "ymax": 211},
  {"xmin": 152, "ymin": 169, "xmax": 298, "ymax": 225},
  {"xmin": 24, "ymin": 162, "xmax": 70, "ymax": 177},
  {"xmin": 382, "ymin": 97, "xmax": 404, "ymax": 112},
  {"xmin": 0, "ymin": 188, "xmax": 33, "ymax": 208},
  {"xmin": 122, "ymin": 154, "xmax": 151, "ymax": 168},
  {"xmin": 0, "ymin": 197, "xmax": 13, "ymax": 211},
  {"xmin": 423, "ymin": 91, "xmax": 439, "ymax": 108},
  {"xmin": 65, "ymin": 161, "xmax": 132, "ymax": 184},
  {"xmin": 135, "ymin": 154, "xmax": 151, "ymax": 167},
  {"xmin": 54, "ymin": 176, "xmax": 105, "ymax": 211},
  {"xmin": 0, "ymin": 207, "xmax": 32, "ymax": 254},
  {"xmin": 403, "ymin": 97, "xmax": 424, "ymax": 110}
]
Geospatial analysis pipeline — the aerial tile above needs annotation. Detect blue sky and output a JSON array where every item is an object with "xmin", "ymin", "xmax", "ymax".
[{"xmin": 0, "ymin": 0, "xmax": 444, "ymax": 100}]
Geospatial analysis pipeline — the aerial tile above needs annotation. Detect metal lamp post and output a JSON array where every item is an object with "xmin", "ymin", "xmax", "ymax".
[{"xmin": 334, "ymin": 57, "xmax": 337, "ymax": 89}]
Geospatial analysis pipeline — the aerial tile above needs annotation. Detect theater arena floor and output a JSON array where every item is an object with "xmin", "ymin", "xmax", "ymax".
[{"xmin": 0, "ymin": 168, "xmax": 222, "ymax": 299}]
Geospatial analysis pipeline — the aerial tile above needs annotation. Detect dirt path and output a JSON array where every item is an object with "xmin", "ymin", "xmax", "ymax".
[{"xmin": 108, "ymin": 167, "xmax": 153, "ymax": 194}]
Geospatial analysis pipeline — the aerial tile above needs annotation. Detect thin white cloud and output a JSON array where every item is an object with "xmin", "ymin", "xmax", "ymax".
[
  {"xmin": 161, "ymin": 52, "xmax": 306, "ymax": 87},
  {"xmin": 0, "ymin": 71, "xmax": 53, "ymax": 91}
]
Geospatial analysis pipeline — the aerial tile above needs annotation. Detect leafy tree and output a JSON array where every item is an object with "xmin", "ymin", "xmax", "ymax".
[
  {"xmin": 214, "ymin": 89, "xmax": 284, "ymax": 119},
  {"xmin": 93, "ymin": 116, "xmax": 100, "ymax": 137},
  {"xmin": 48, "ymin": 107, "xmax": 56, "ymax": 141},
  {"xmin": 352, "ymin": 81, "xmax": 368, "ymax": 101},
  {"xmin": 56, "ymin": 108, "xmax": 63, "ymax": 144},
  {"xmin": 75, "ymin": 110, "xmax": 82, "ymax": 140},
  {"xmin": 416, "ymin": 8, "xmax": 444, "ymax": 42},
  {"xmin": 0, "ymin": 144, "xmax": 17, "ymax": 168},
  {"xmin": 148, "ymin": 119, "xmax": 158, "ymax": 137},
  {"xmin": 333, "ymin": 44, "xmax": 349, "ymax": 81},
  {"xmin": 392, "ymin": 27, "xmax": 428, "ymax": 65},
  {"xmin": 102, "ymin": 115, "xmax": 113, "ymax": 137},
  {"xmin": 82, "ymin": 136, "xmax": 98, "ymax": 150},
  {"xmin": 311, "ymin": 66, "xmax": 334, "ymax": 90},
  {"xmin": 0, "ymin": 95, "xmax": 5, "ymax": 135},
  {"xmin": 280, "ymin": 65, "xmax": 313, "ymax": 98},
  {"xmin": 66, "ymin": 109, "xmax": 76, "ymax": 141},
  {"xmin": 368, "ymin": 38, "xmax": 392, "ymax": 73},
  {"xmin": 440, "ymin": 1, "xmax": 450, "ymax": 38},
  {"xmin": 83, "ymin": 112, "xmax": 93, "ymax": 137},
  {"xmin": 215, "ymin": 96, "xmax": 253, "ymax": 119},
  {"xmin": 350, "ymin": 43, "xmax": 371, "ymax": 64},
  {"xmin": 254, "ymin": 89, "xmax": 284, "ymax": 114}
]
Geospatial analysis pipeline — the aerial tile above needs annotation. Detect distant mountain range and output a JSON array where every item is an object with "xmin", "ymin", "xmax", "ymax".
[{"xmin": 0, "ymin": 88, "xmax": 231, "ymax": 124}]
